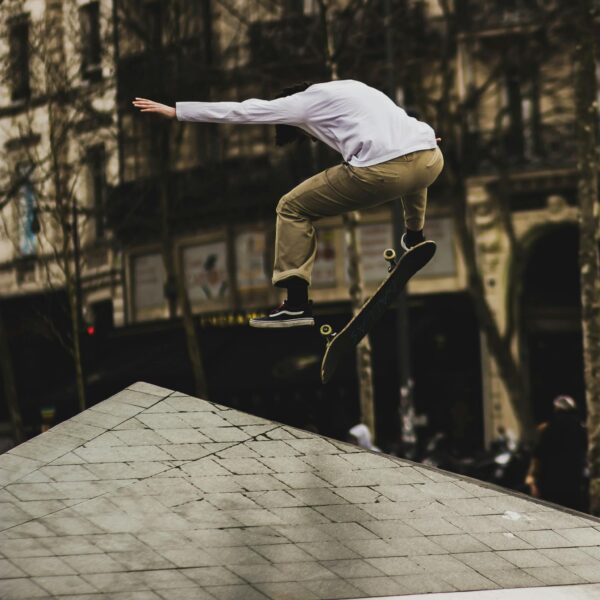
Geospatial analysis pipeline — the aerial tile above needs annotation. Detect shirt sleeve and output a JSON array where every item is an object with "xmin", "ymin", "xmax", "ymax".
[{"xmin": 175, "ymin": 94, "xmax": 307, "ymax": 125}]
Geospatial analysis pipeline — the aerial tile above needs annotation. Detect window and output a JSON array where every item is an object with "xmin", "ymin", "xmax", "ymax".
[
  {"xmin": 144, "ymin": 0, "xmax": 163, "ymax": 49},
  {"xmin": 86, "ymin": 145, "xmax": 106, "ymax": 239},
  {"xmin": 79, "ymin": 2, "xmax": 102, "ymax": 81},
  {"xmin": 9, "ymin": 17, "xmax": 30, "ymax": 101},
  {"xmin": 16, "ymin": 163, "xmax": 37, "ymax": 256}
]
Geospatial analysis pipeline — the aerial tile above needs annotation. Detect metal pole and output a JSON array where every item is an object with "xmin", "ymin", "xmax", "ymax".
[{"xmin": 384, "ymin": 0, "xmax": 416, "ymax": 457}]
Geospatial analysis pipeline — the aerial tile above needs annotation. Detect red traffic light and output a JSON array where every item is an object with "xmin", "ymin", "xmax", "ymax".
[{"xmin": 86, "ymin": 325, "xmax": 95, "ymax": 336}]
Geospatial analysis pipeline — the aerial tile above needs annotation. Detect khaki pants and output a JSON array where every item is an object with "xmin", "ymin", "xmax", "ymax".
[{"xmin": 272, "ymin": 146, "xmax": 444, "ymax": 286}]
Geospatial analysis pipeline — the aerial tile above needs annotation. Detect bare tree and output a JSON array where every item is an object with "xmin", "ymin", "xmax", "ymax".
[
  {"xmin": 115, "ymin": 0, "xmax": 209, "ymax": 397},
  {"xmin": 572, "ymin": 0, "xmax": 600, "ymax": 516},
  {"xmin": 0, "ymin": 0, "xmax": 117, "ymax": 412}
]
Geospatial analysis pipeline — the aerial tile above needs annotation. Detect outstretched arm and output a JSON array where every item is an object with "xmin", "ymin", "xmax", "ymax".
[
  {"xmin": 132, "ymin": 98, "xmax": 176, "ymax": 119},
  {"xmin": 176, "ymin": 95, "xmax": 306, "ymax": 125}
]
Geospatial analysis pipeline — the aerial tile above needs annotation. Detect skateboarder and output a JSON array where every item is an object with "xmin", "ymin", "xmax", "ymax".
[{"xmin": 132, "ymin": 80, "xmax": 444, "ymax": 328}]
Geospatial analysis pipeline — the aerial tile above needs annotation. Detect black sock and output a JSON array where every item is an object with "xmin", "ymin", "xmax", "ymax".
[
  {"xmin": 405, "ymin": 228, "xmax": 424, "ymax": 247},
  {"xmin": 282, "ymin": 276, "xmax": 308, "ymax": 307}
]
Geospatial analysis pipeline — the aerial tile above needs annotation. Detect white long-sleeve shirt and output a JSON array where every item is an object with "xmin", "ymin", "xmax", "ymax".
[{"xmin": 175, "ymin": 80, "xmax": 437, "ymax": 167}]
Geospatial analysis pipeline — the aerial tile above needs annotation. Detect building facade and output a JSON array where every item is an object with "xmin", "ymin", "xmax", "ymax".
[{"xmin": 0, "ymin": 0, "xmax": 591, "ymax": 451}]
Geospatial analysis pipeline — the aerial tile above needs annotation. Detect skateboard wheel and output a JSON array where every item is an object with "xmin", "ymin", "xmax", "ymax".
[
  {"xmin": 320, "ymin": 324, "xmax": 333, "ymax": 337},
  {"xmin": 383, "ymin": 248, "xmax": 396, "ymax": 261}
]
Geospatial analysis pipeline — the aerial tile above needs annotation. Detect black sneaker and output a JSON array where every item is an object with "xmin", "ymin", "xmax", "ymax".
[
  {"xmin": 249, "ymin": 300, "xmax": 315, "ymax": 328},
  {"xmin": 400, "ymin": 233, "xmax": 425, "ymax": 252}
]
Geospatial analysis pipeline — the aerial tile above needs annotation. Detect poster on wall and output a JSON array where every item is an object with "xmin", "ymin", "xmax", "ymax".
[
  {"xmin": 235, "ymin": 231, "xmax": 268, "ymax": 290},
  {"xmin": 312, "ymin": 227, "xmax": 337, "ymax": 287},
  {"xmin": 133, "ymin": 253, "xmax": 166, "ymax": 311},
  {"xmin": 183, "ymin": 241, "xmax": 229, "ymax": 302},
  {"xmin": 347, "ymin": 222, "xmax": 394, "ymax": 284}
]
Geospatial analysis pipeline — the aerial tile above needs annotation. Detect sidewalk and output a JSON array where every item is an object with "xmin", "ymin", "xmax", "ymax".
[{"xmin": 1, "ymin": 382, "xmax": 599, "ymax": 599}]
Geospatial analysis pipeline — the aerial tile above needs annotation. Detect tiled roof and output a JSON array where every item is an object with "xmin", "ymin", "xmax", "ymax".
[{"xmin": 1, "ymin": 382, "xmax": 600, "ymax": 599}]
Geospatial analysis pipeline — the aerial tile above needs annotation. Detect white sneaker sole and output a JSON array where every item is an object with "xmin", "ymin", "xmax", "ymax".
[{"xmin": 249, "ymin": 317, "xmax": 315, "ymax": 329}]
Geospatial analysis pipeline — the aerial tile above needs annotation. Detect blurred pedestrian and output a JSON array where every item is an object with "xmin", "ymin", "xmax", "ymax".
[
  {"xmin": 348, "ymin": 423, "xmax": 380, "ymax": 452},
  {"xmin": 525, "ymin": 395, "xmax": 588, "ymax": 511},
  {"xmin": 133, "ymin": 81, "xmax": 443, "ymax": 328}
]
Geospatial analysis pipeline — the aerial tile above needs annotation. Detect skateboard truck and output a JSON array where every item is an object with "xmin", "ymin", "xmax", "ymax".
[
  {"xmin": 383, "ymin": 248, "xmax": 397, "ymax": 272},
  {"xmin": 320, "ymin": 324, "xmax": 336, "ymax": 343}
]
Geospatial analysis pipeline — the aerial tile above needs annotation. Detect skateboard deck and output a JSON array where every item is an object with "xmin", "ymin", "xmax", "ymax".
[{"xmin": 320, "ymin": 241, "xmax": 436, "ymax": 384}]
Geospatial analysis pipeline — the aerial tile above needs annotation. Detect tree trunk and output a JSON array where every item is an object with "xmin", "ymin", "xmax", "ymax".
[
  {"xmin": 0, "ymin": 306, "xmax": 23, "ymax": 444},
  {"xmin": 344, "ymin": 212, "xmax": 376, "ymax": 438},
  {"xmin": 573, "ymin": 0, "xmax": 600, "ymax": 516},
  {"xmin": 45, "ymin": 0, "xmax": 87, "ymax": 413},
  {"xmin": 156, "ymin": 125, "xmax": 209, "ymax": 399},
  {"xmin": 318, "ymin": 0, "xmax": 376, "ymax": 438}
]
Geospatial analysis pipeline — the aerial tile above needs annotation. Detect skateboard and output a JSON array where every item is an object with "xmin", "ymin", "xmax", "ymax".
[{"xmin": 319, "ymin": 240, "xmax": 436, "ymax": 384}]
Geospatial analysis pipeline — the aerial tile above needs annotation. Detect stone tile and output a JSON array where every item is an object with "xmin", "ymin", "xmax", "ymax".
[
  {"xmin": 258, "ymin": 457, "xmax": 313, "ymax": 473},
  {"xmin": 127, "ymin": 382, "xmax": 173, "ymax": 397},
  {"xmin": 454, "ymin": 551, "xmax": 516, "ymax": 572},
  {"xmin": 446, "ymin": 515, "xmax": 507, "ymax": 533},
  {"xmin": 332, "ymin": 486, "xmax": 380, "ymax": 503},
  {"xmin": 109, "ymin": 549, "xmax": 174, "ymax": 571},
  {"xmin": 351, "ymin": 576, "xmax": 407, "ymax": 596},
  {"xmin": 429, "ymin": 534, "xmax": 492, "ymax": 553},
  {"xmin": 11, "ymin": 555, "xmax": 77, "ymax": 576},
  {"xmin": 232, "ymin": 475, "xmax": 289, "ymax": 492},
  {"xmin": 320, "ymin": 558, "xmax": 385, "ymax": 578},
  {"xmin": 156, "ymin": 588, "xmax": 214, "ymax": 600},
  {"xmin": 440, "ymin": 570, "xmax": 500, "ymax": 591},
  {"xmin": 33, "ymin": 574, "xmax": 98, "ymax": 595},
  {"xmin": 366, "ymin": 556, "xmax": 424, "ymax": 576},
  {"xmin": 362, "ymin": 520, "xmax": 421, "ymax": 539},
  {"xmin": 344, "ymin": 538, "xmax": 403, "ymax": 558},
  {"xmin": 557, "ymin": 527, "xmax": 600, "ymax": 546},
  {"xmin": 205, "ymin": 546, "xmax": 269, "ymax": 566},
  {"xmin": 253, "ymin": 581, "xmax": 319, "ymax": 600},
  {"xmin": 567, "ymin": 564, "xmax": 600, "ymax": 583},
  {"xmin": 483, "ymin": 568, "xmax": 544, "ymax": 587},
  {"xmin": 499, "ymin": 549, "xmax": 560, "ymax": 568},
  {"xmin": 287, "ymin": 488, "xmax": 346, "ymax": 506},
  {"xmin": 245, "ymin": 441, "xmax": 299, "ymax": 457},
  {"xmin": 254, "ymin": 543, "xmax": 314, "ymax": 563},
  {"xmin": 389, "ymin": 536, "xmax": 448, "ymax": 556},
  {"xmin": 228, "ymin": 563, "xmax": 290, "ymax": 583},
  {"xmin": 183, "ymin": 566, "xmax": 244, "ymax": 586},
  {"xmin": 62, "ymin": 553, "xmax": 125, "ymax": 573},
  {"xmin": 473, "ymin": 531, "xmax": 534, "ymax": 550},
  {"xmin": 413, "ymin": 554, "xmax": 475, "ymax": 574},
  {"xmin": 203, "ymin": 584, "xmax": 269, "ymax": 600},
  {"xmin": 0, "ymin": 537, "xmax": 52, "ymax": 558},
  {"xmin": 523, "ymin": 565, "xmax": 588, "ymax": 585},
  {"xmin": 393, "ymin": 573, "xmax": 456, "ymax": 594},
  {"xmin": 516, "ymin": 529, "xmax": 576, "ymax": 548},
  {"xmin": 317, "ymin": 522, "xmax": 378, "ymax": 541},
  {"xmin": 274, "ymin": 525, "xmax": 334, "ymax": 543},
  {"xmin": 313, "ymin": 504, "xmax": 371, "ymax": 523},
  {"xmin": 274, "ymin": 561, "xmax": 337, "ymax": 582},
  {"xmin": 0, "ymin": 557, "xmax": 27, "ymax": 578},
  {"xmin": 402, "ymin": 517, "xmax": 462, "ymax": 536},
  {"xmin": 0, "ymin": 577, "xmax": 48, "ymax": 598},
  {"xmin": 270, "ymin": 507, "xmax": 330, "ymax": 525},
  {"xmin": 297, "ymin": 541, "xmax": 359, "ymax": 561},
  {"xmin": 285, "ymin": 439, "xmax": 341, "ymax": 455},
  {"xmin": 547, "ymin": 547, "xmax": 600, "ymax": 564},
  {"xmin": 215, "ymin": 458, "xmax": 272, "ymax": 475},
  {"xmin": 273, "ymin": 473, "xmax": 329, "ymax": 489},
  {"xmin": 302, "ymin": 577, "xmax": 363, "ymax": 599},
  {"xmin": 246, "ymin": 491, "xmax": 303, "ymax": 509}
]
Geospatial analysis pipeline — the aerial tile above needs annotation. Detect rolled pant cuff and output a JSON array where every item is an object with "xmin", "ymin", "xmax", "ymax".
[{"xmin": 272, "ymin": 269, "xmax": 311, "ymax": 287}]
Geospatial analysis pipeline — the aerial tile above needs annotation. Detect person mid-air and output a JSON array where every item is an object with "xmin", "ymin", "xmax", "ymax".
[{"xmin": 132, "ymin": 79, "xmax": 443, "ymax": 328}]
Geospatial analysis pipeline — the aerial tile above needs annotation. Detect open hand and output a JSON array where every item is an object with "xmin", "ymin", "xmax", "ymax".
[{"xmin": 132, "ymin": 98, "xmax": 176, "ymax": 119}]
